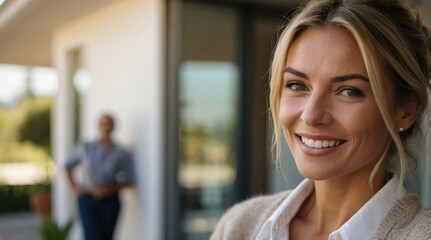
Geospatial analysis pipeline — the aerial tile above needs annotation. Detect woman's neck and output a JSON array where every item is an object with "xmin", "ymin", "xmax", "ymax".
[{"xmin": 298, "ymin": 164, "xmax": 388, "ymax": 235}]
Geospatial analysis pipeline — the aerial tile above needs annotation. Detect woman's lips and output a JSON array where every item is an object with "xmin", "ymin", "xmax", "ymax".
[
  {"xmin": 295, "ymin": 134, "xmax": 346, "ymax": 155},
  {"xmin": 300, "ymin": 136, "xmax": 345, "ymax": 149}
]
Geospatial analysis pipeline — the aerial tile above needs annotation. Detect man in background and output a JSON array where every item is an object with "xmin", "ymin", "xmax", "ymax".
[{"xmin": 65, "ymin": 114, "xmax": 134, "ymax": 240}]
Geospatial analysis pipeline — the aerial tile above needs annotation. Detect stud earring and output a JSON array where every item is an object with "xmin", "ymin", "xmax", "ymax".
[{"xmin": 399, "ymin": 127, "xmax": 404, "ymax": 132}]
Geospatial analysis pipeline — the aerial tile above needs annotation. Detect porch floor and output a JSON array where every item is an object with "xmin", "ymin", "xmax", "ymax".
[{"xmin": 0, "ymin": 212, "xmax": 38, "ymax": 240}]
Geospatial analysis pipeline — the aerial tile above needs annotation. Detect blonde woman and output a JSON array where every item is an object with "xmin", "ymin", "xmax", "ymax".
[{"xmin": 211, "ymin": 0, "xmax": 431, "ymax": 239}]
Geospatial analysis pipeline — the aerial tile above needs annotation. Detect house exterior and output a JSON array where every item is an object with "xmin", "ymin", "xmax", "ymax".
[
  {"xmin": 0, "ymin": 0, "xmax": 164, "ymax": 239},
  {"xmin": 0, "ymin": 0, "xmax": 430, "ymax": 239}
]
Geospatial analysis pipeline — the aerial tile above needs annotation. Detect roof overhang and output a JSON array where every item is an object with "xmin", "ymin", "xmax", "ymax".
[
  {"xmin": 0, "ymin": 0, "xmax": 117, "ymax": 66},
  {"xmin": 0, "ymin": 0, "xmax": 300, "ymax": 67}
]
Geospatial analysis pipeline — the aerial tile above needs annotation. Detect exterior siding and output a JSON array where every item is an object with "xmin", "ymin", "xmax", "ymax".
[{"xmin": 52, "ymin": 0, "xmax": 165, "ymax": 239}]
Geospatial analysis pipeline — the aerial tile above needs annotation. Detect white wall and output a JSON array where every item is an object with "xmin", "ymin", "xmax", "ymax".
[{"xmin": 52, "ymin": 0, "xmax": 165, "ymax": 239}]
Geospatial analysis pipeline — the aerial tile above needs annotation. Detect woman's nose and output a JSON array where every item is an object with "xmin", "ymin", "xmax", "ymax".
[{"xmin": 300, "ymin": 92, "xmax": 332, "ymax": 126}]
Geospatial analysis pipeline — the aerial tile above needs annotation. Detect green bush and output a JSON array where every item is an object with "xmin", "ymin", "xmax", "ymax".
[
  {"xmin": 0, "ymin": 185, "xmax": 31, "ymax": 213},
  {"xmin": 0, "ymin": 183, "xmax": 51, "ymax": 214},
  {"xmin": 29, "ymin": 182, "xmax": 51, "ymax": 194},
  {"xmin": 39, "ymin": 218, "xmax": 73, "ymax": 240}
]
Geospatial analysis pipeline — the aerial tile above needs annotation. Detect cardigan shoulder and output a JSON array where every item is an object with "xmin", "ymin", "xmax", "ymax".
[
  {"xmin": 211, "ymin": 191, "xmax": 431, "ymax": 240},
  {"xmin": 374, "ymin": 195, "xmax": 431, "ymax": 240},
  {"xmin": 210, "ymin": 191, "xmax": 290, "ymax": 240}
]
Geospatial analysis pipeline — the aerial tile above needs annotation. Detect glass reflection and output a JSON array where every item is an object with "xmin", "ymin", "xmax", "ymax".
[{"xmin": 178, "ymin": 61, "xmax": 239, "ymax": 238}]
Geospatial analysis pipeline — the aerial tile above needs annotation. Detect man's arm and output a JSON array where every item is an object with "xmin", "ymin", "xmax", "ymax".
[{"xmin": 65, "ymin": 168, "xmax": 87, "ymax": 196}]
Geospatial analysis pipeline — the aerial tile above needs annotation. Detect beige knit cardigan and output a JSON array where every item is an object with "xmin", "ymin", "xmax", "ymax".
[{"xmin": 210, "ymin": 191, "xmax": 431, "ymax": 240}]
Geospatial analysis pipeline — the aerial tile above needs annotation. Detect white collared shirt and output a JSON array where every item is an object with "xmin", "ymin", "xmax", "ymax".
[{"xmin": 256, "ymin": 176, "xmax": 406, "ymax": 240}]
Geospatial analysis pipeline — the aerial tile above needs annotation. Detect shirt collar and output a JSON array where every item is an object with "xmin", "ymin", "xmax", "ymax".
[
  {"xmin": 329, "ymin": 176, "xmax": 406, "ymax": 240},
  {"xmin": 256, "ymin": 176, "xmax": 406, "ymax": 240},
  {"xmin": 256, "ymin": 179, "xmax": 314, "ymax": 240}
]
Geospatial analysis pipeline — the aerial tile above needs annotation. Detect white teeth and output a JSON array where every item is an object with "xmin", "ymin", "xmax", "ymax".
[
  {"xmin": 322, "ymin": 140, "xmax": 329, "ymax": 147},
  {"xmin": 308, "ymin": 139, "xmax": 314, "ymax": 147},
  {"xmin": 301, "ymin": 136, "xmax": 343, "ymax": 149},
  {"xmin": 329, "ymin": 141, "xmax": 335, "ymax": 147}
]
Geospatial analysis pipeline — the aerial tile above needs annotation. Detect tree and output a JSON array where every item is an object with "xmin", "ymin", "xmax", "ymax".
[{"xmin": 18, "ymin": 98, "xmax": 51, "ymax": 154}]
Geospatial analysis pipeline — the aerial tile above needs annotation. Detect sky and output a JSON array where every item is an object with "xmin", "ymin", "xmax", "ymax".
[{"xmin": 0, "ymin": 64, "xmax": 58, "ymax": 106}]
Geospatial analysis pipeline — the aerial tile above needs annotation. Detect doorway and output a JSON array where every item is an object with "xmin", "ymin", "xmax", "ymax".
[{"xmin": 166, "ymin": 1, "xmax": 296, "ymax": 239}]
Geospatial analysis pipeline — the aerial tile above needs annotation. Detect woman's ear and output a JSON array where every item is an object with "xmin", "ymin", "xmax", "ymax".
[{"xmin": 395, "ymin": 94, "xmax": 420, "ymax": 131}]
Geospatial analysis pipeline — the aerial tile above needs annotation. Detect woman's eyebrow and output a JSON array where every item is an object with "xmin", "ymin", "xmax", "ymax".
[
  {"xmin": 331, "ymin": 74, "xmax": 369, "ymax": 82},
  {"xmin": 284, "ymin": 66, "xmax": 369, "ymax": 82},
  {"xmin": 284, "ymin": 67, "xmax": 308, "ymax": 79}
]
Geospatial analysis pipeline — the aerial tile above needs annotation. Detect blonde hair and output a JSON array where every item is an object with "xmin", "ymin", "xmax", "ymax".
[{"xmin": 270, "ymin": 0, "xmax": 431, "ymax": 185}]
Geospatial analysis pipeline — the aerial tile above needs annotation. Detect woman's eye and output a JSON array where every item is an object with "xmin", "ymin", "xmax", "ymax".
[
  {"xmin": 285, "ymin": 81, "xmax": 309, "ymax": 91},
  {"xmin": 339, "ymin": 87, "xmax": 364, "ymax": 97}
]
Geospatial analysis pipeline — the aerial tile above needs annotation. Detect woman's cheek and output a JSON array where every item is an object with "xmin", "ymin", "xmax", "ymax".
[{"xmin": 279, "ymin": 98, "xmax": 301, "ymax": 128}]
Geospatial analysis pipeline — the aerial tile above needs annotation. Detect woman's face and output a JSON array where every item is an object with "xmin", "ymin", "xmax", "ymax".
[{"xmin": 279, "ymin": 27, "xmax": 396, "ymax": 181}]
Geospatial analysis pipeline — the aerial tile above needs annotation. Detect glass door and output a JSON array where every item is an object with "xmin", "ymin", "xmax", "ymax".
[
  {"xmin": 177, "ymin": 2, "xmax": 241, "ymax": 239},
  {"xmin": 166, "ymin": 1, "xmax": 298, "ymax": 239}
]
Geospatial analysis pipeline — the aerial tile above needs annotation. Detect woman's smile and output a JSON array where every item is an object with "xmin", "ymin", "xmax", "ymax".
[
  {"xmin": 295, "ymin": 133, "xmax": 346, "ymax": 157},
  {"xmin": 298, "ymin": 135, "xmax": 345, "ymax": 149}
]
